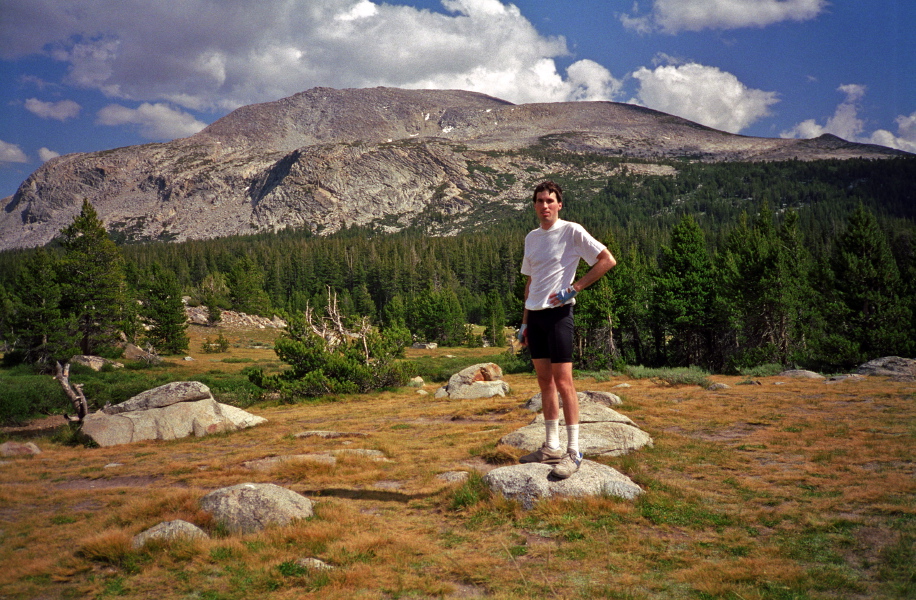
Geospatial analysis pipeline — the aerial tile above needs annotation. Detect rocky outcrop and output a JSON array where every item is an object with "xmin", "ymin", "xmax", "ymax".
[
  {"xmin": 1, "ymin": 87, "xmax": 905, "ymax": 251},
  {"xmin": 856, "ymin": 356, "xmax": 916, "ymax": 379},
  {"xmin": 483, "ymin": 461, "xmax": 642, "ymax": 509},
  {"xmin": 199, "ymin": 483, "xmax": 314, "ymax": 534},
  {"xmin": 71, "ymin": 355, "xmax": 124, "ymax": 371},
  {"xmin": 81, "ymin": 382, "xmax": 266, "ymax": 446},
  {"xmin": 435, "ymin": 363, "xmax": 509, "ymax": 399}
]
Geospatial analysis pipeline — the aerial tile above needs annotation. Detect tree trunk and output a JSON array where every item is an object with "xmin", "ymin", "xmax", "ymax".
[{"xmin": 54, "ymin": 362, "xmax": 89, "ymax": 422}]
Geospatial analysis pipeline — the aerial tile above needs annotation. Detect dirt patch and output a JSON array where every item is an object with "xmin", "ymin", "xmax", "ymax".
[
  {"xmin": 1, "ymin": 415, "xmax": 69, "ymax": 437},
  {"xmin": 664, "ymin": 422, "xmax": 768, "ymax": 442},
  {"xmin": 53, "ymin": 476, "xmax": 162, "ymax": 490}
]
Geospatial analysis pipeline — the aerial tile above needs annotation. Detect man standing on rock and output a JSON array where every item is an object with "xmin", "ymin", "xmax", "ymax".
[{"xmin": 517, "ymin": 181, "xmax": 616, "ymax": 479}]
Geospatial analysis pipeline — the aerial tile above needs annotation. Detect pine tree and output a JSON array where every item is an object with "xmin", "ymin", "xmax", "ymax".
[
  {"xmin": 227, "ymin": 255, "xmax": 272, "ymax": 316},
  {"xmin": 719, "ymin": 207, "xmax": 814, "ymax": 369},
  {"xmin": 828, "ymin": 204, "xmax": 909, "ymax": 364},
  {"xmin": 139, "ymin": 262, "xmax": 190, "ymax": 354},
  {"xmin": 58, "ymin": 200, "xmax": 131, "ymax": 356},
  {"xmin": 652, "ymin": 215, "xmax": 716, "ymax": 367},
  {"xmin": 483, "ymin": 290, "xmax": 506, "ymax": 347},
  {"xmin": 9, "ymin": 249, "xmax": 79, "ymax": 365}
]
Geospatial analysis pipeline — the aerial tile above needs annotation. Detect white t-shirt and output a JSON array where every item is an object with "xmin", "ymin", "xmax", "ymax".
[{"xmin": 521, "ymin": 219, "xmax": 607, "ymax": 311}]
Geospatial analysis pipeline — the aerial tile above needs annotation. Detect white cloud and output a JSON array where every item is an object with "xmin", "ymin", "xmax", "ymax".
[
  {"xmin": 622, "ymin": 0, "xmax": 827, "ymax": 33},
  {"xmin": 96, "ymin": 103, "xmax": 207, "ymax": 140},
  {"xmin": 631, "ymin": 62, "xmax": 779, "ymax": 133},
  {"xmin": 0, "ymin": 0, "xmax": 622, "ymax": 110},
  {"xmin": 0, "ymin": 140, "xmax": 29, "ymax": 163},
  {"xmin": 782, "ymin": 86, "xmax": 916, "ymax": 153},
  {"xmin": 39, "ymin": 147, "xmax": 61, "ymax": 162},
  {"xmin": 25, "ymin": 98, "xmax": 82, "ymax": 121}
]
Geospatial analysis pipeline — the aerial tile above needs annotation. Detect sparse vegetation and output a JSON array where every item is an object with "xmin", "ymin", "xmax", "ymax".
[{"xmin": 0, "ymin": 324, "xmax": 913, "ymax": 599}]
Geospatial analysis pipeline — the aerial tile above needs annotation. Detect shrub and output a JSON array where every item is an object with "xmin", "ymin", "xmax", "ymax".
[
  {"xmin": 201, "ymin": 333, "xmax": 230, "ymax": 353},
  {"xmin": 249, "ymin": 311, "xmax": 409, "ymax": 400},
  {"xmin": 624, "ymin": 365, "xmax": 712, "ymax": 387}
]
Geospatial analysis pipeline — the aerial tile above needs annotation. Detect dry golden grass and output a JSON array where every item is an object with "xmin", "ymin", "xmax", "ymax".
[{"xmin": 1, "ymin": 326, "xmax": 914, "ymax": 599}]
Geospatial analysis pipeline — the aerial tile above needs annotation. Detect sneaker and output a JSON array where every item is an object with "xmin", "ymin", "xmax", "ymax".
[
  {"xmin": 519, "ymin": 443, "xmax": 564, "ymax": 465},
  {"xmin": 550, "ymin": 450, "xmax": 582, "ymax": 479}
]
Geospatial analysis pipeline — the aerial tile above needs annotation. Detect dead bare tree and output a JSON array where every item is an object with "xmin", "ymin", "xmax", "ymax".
[
  {"xmin": 54, "ymin": 361, "xmax": 89, "ymax": 422},
  {"xmin": 303, "ymin": 287, "xmax": 374, "ymax": 361}
]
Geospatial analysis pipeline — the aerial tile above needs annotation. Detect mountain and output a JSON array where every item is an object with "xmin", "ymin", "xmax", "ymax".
[{"xmin": 0, "ymin": 86, "xmax": 906, "ymax": 250}]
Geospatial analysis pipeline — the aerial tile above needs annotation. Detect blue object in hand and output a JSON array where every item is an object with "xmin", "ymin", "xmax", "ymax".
[
  {"xmin": 551, "ymin": 286, "xmax": 577, "ymax": 306},
  {"xmin": 517, "ymin": 323, "xmax": 527, "ymax": 343}
]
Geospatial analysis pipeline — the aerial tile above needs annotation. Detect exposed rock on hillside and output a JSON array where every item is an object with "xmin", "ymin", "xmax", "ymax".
[{"xmin": 1, "ymin": 87, "xmax": 906, "ymax": 250}]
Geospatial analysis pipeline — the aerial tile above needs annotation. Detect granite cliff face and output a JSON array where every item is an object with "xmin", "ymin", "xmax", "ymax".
[{"xmin": 0, "ymin": 86, "xmax": 905, "ymax": 250}]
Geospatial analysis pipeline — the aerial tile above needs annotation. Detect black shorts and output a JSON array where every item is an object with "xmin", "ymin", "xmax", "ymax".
[{"xmin": 527, "ymin": 304, "xmax": 574, "ymax": 363}]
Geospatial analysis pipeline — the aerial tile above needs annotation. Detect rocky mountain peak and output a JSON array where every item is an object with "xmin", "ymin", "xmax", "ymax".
[{"xmin": 0, "ymin": 87, "xmax": 907, "ymax": 250}]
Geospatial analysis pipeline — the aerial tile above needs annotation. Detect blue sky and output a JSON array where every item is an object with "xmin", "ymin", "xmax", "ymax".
[{"xmin": 1, "ymin": 0, "xmax": 913, "ymax": 200}]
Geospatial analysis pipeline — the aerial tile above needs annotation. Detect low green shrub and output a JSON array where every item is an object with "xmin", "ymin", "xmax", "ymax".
[{"xmin": 624, "ymin": 365, "xmax": 712, "ymax": 387}]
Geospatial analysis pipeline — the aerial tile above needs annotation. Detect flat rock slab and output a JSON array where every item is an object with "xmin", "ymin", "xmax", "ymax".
[
  {"xmin": 524, "ymin": 390, "xmax": 622, "ymax": 412},
  {"xmin": 778, "ymin": 370, "xmax": 825, "ymax": 379},
  {"xmin": 483, "ymin": 461, "xmax": 642, "ymax": 509},
  {"xmin": 501, "ymin": 400, "xmax": 653, "ymax": 457},
  {"xmin": 200, "ymin": 483, "xmax": 314, "ymax": 534},
  {"xmin": 501, "ymin": 421, "xmax": 653, "ymax": 458},
  {"xmin": 104, "ymin": 381, "xmax": 213, "ymax": 414},
  {"xmin": 132, "ymin": 519, "xmax": 209, "ymax": 549},
  {"xmin": 82, "ymin": 398, "xmax": 266, "ymax": 447},
  {"xmin": 856, "ymin": 356, "xmax": 916, "ymax": 378}
]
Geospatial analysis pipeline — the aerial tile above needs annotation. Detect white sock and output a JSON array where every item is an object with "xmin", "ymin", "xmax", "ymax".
[
  {"xmin": 566, "ymin": 424, "xmax": 580, "ymax": 456},
  {"xmin": 545, "ymin": 419, "xmax": 560, "ymax": 449}
]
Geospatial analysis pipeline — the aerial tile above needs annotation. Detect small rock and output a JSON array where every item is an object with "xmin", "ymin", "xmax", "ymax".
[
  {"xmin": 132, "ymin": 519, "xmax": 208, "ymax": 549},
  {"xmin": 706, "ymin": 383, "xmax": 730, "ymax": 391},
  {"xmin": 778, "ymin": 369, "xmax": 824, "ymax": 380},
  {"xmin": 826, "ymin": 374, "xmax": 865, "ymax": 384},
  {"xmin": 296, "ymin": 557, "xmax": 334, "ymax": 571},
  {"xmin": 416, "ymin": 389, "xmax": 429, "ymax": 396},
  {"xmin": 408, "ymin": 376, "xmax": 424, "ymax": 388},
  {"xmin": 612, "ymin": 383, "xmax": 631, "ymax": 389},
  {"xmin": 437, "ymin": 471, "xmax": 470, "ymax": 483},
  {"xmin": 0, "ymin": 441, "xmax": 41, "ymax": 457}
]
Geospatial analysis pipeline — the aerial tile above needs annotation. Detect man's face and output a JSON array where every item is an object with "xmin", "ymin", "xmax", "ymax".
[{"xmin": 534, "ymin": 190, "xmax": 562, "ymax": 229}]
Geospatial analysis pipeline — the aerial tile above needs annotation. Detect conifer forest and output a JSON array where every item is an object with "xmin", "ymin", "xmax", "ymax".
[{"xmin": 1, "ymin": 157, "xmax": 915, "ymax": 378}]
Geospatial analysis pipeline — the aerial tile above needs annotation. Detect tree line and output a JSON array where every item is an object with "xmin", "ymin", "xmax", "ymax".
[{"xmin": 0, "ymin": 157, "xmax": 913, "ymax": 373}]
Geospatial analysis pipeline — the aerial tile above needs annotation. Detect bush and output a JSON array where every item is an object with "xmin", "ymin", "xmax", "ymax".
[
  {"xmin": 0, "ymin": 364, "xmax": 68, "ymax": 425},
  {"xmin": 624, "ymin": 365, "xmax": 712, "ymax": 387},
  {"xmin": 250, "ymin": 312, "xmax": 410, "ymax": 400},
  {"xmin": 201, "ymin": 333, "xmax": 230, "ymax": 353}
]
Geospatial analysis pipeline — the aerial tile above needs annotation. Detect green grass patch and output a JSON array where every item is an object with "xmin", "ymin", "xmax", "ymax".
[{"xmin": 623, "ymin": 365, "xmax": 712, "ymax": 388}]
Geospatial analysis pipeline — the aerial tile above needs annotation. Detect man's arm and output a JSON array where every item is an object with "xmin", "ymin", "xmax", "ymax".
[
  {"xmin": 518, "ymin": 277, "xmax": 531, "ymax": 345},
  {"xmin": 548, "ymin": 249, "xmax": 616, "ymax": 307},
  {"xmin": 572, "ymin": 249, "xmax": 616, "ymax": 293}
]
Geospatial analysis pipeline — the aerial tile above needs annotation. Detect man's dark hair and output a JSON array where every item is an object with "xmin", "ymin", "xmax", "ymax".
[{"xmin": 533, "ymin": 180, "xmax": 563, "ymax": 204}]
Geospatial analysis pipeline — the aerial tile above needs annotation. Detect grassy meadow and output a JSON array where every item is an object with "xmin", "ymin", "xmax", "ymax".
[{"xmin": 0, "ymin": 323, "xmax": 914, "ymax": 599}]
